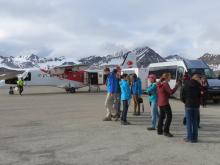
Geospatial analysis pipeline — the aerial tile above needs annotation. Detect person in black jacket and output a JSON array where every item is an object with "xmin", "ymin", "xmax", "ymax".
[{"xmin": 181, "ymin": 73, "xmax": 202, "ymax": 143}]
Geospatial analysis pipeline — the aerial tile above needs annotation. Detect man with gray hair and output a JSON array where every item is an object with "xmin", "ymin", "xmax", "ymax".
[{"xmin": 103, "ymin": 69, "xmax": 119, "ymax": 121}]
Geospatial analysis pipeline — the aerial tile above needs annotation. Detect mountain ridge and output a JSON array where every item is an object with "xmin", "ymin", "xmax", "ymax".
[{"xmin": 0, "ymin": 47, "xmax": 219, "ymax": 71}]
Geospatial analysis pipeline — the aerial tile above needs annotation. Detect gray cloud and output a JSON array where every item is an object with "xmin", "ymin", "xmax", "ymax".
[{"xmin": 0, "ymin": 0, "xmax": 220, "ymax": 59}]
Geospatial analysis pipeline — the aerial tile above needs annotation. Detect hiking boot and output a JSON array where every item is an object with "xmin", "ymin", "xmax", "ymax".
[
  {"xmin": 111, "ymin": 114, "xmax": 117, "ymax": 118},
  {"xmin": 157, "ymin": 132, "xmax": 163, "ymax": 135},
  {"xmin": 183, "ymin": 138, "xmax": 190, "ymax": 143},
  {"xmin": 116, "ymin": 113, "xmax": 121, "ymax": 118},
  {"xmin": 114, "ymin": 117, "xmax": 120, "ymax": 121},
  {"xmin": 191, "ymin": 139, "xmax": 198, "ymax": 143},
  {"xmin": 121, "ymin": 121, "xmax": 130, "ymax": 125},
  {"xmin": 125, "ymin": 121, "xmax": 130, "ymax": 125},
  {"xmin": 103, "ymin": 117, "xmax": 112, "ymax": 121},
  {"xmin": 147, "ymin": 127, "xmax": 156, "ymax": 131},
  {"xmin": 164, "ymin": 132, "xmax": 174, "ymax": 137},
  {"xmin": 136, "ymin": 112, "xmax": 141, "ymax": 116},
  {"xmin": 183, "ymin": 117, "xmax": 186, "ymax": 126}
]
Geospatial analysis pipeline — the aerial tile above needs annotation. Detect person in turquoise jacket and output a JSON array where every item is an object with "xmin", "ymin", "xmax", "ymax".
[
  {"xmin": 120, "ymin": 74, "xmax": 131, "ymax": 125},
  {"xmin": 146, "ymin": 74, "xmax": 159, "ymax": 130}
]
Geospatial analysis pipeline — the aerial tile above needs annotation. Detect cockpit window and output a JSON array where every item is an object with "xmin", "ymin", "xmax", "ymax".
[{"xmin": 24, "ymin": 72, "xmax": 31, "ymax": 81}]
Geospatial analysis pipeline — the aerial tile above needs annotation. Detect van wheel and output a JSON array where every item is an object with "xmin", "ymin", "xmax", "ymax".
[{"xmin": 213, "ymin": 99, "xmax": 219, "ymax": 104}]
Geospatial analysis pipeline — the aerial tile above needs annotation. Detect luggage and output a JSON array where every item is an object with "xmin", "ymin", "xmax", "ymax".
[{"xmin": 138, "ymin": 97, "xmax": 143, "ymax": 103}]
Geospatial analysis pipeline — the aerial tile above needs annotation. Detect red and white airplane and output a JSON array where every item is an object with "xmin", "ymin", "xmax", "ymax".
[{"xmin": 0, "ymin": 51, "xmax": 137, "ymax": 93}]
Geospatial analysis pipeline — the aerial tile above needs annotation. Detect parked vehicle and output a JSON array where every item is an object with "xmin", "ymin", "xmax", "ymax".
[{"xmin": 148, "ymin": 60, "xmax": 220, "ymax": 103}]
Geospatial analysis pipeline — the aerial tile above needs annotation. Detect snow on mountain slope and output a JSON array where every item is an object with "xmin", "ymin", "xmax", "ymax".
[
  {"xmin": 0, "ymin": 54, "xmax": 78, "ymax": 70},
  {"xmin": 79, "ymin": 46, "xmax": 165, "ymax": 67},
  {"xmin": 199, "ymin": 53, "xmax": 220, "ymax": 71},
  {"xmin": 164, "ymin": 55, "xmax": 185, "ymax": 61},
  {"xmin": 135, "ymin": 47, "xmax": 165, "ymax": 67},
  {"xmin": 2, "ymin": 46, "xmax": 219, "ymax": 71}
]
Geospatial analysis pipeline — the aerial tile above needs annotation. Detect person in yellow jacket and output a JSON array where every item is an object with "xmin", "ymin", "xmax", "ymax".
[{"xmin": 17, "ymin": 78, "xmax": 25, "ymax": 95}]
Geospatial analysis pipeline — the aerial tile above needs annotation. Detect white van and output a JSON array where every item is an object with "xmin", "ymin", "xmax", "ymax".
[{"xmin": 148, "ymin": 60, "xmax": 220, "ymax": 103}]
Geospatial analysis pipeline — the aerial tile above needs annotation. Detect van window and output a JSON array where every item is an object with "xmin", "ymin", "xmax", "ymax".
[
  {"xmin": 188, "ymin": 68, "xmax": 216, "ymax": 79},
  {"xmin": 177, "ymin": 67, "xmax": 184, "ymax": 81},
  {"xmin": 149, "ymin": 66, "xmax": 177, "ymax": 79}
]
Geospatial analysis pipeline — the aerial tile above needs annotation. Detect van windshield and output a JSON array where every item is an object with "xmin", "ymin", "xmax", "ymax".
[{"xmin": 188, "ymin": 68, "xmax": 216, "ymax": 79}]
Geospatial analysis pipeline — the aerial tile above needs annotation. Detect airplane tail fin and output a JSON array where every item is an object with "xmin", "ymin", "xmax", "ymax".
[{"xmin": 121, "ymin": 51, "xmax": 137, "ymax": 68}]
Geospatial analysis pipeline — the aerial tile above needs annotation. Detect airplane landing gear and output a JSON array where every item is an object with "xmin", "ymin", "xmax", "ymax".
[
  {"xmin": 9, "ymin": 86, "xmax": 14, "ymax": 95},
  {"xmin": 70, "ymin": 87, "xmax": 76, "ymax": 93},
  {"xmin": 65, "ymin": 87, "xmax": 76, "ymax": 93}
]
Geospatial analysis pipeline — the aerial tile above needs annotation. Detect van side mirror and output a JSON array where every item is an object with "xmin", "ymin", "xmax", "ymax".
[{"xmin": 218, "ymin": 75, "xmax": 220, "ymax": 80}]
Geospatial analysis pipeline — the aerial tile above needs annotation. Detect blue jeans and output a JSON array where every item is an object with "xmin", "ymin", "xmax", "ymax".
[
  {"xmin": 121, "ymin": 100, "xmax": 129, "ymax": 122},
  {"xmin": 185, "ymin": 107, "xmax": 199, "ymax": 141},
  {"xmin": 150, "ymin": 101, "xmax": 159, "ymax": 128}
]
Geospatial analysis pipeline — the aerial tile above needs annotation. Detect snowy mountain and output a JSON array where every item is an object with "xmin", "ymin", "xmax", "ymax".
[
  {"xmin": 135, "ymin": 47, "xmax": 165, "ymax": 67},
  {"xmin": 79, "ymin": 46, "xmax": 165, "ymax": 67},
  {"xmin": 164, "ymin": 55, "xmax": 185, "ymax": 61},
  {"xmin": 199, "ymin": 53, "xmax": 220, "ymax": 71},
  {"xmin": 0, "ymin": 54, "xmax": 74, "ymax": 69},
  {"xmin": 79, "ymin": 50, "xmax": 125, "ymax": 66},
  {"xmin": 3, "ymin": 46, "xmax": 219, "ymax": 71}
]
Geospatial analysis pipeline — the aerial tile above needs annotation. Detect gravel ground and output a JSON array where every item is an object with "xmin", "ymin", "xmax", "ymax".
[{"xmin": 0, "ymin": 86, "xmax": 220, "ymax": 165}]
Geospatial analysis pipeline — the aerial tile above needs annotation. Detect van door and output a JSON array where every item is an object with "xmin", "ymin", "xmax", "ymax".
[{"xmin": 174, "ymin": 66, "xmax": 185, "ymax": 98}]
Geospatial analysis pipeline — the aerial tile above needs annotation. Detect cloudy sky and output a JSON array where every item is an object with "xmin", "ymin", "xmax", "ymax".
[{"xmin": 0, "ymin": 0, "xmax": 220, "ymax": 59}]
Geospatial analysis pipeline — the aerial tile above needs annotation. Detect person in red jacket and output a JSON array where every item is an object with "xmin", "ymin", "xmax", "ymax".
[{"xmin": 157, "ymin": 73, "xmax": 180, "ymax": 137}]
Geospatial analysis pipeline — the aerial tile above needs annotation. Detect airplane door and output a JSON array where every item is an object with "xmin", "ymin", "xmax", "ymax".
[
  {"xmin": 88, "ymin": 72, "xmax": 98, "ymax": 85},
  {"xmin": 84, "ymin": 72, "xmax": 89, "ymax": 85},
  {"xmin": 98, "ymin": 72, "xmax": 104, "ymax": 85}
]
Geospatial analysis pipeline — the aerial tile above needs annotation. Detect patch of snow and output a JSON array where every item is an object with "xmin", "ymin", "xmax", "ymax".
[{"xmin": 209, "ymin": 64, "xmax": 220, "ymax": 71}]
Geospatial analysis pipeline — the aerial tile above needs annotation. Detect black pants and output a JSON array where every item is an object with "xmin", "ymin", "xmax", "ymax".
[
  {"xmin": 121, "ymin": 100, "xmax": 128, "ymax": 122},
  {"xmin": 18, "ymin": 86, "xmax": 23, "ymax": 95},
  {"xmin": 158, "ymin": 104, "xmax": 172, "ymax": 133},
  {"xmin": 201, "ymin": 93, "xmax": 207, "ymax": 107}
]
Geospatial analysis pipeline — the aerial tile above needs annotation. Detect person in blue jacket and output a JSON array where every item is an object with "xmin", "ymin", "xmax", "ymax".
[
  {"xmin": 103, "ymin": 69, "xmax": 119, "ymax": 121},
  {"xmin": 120, "ymin": 73, "xmax": 131, "ymax": 125},
  {"xmin": 131, "ymin": 74, "xmax": 142, "ymax": 116},
  {"xmin": 146, "ymin": 74, "xmax": 159, "ymax": 130}
]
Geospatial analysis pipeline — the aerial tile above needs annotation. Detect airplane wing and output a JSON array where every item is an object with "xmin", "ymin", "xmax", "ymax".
[
  {"xmin": 0, "ymin": 67, "xmax": 24, "ymax": 80},
  {"xmin": 46, "ymin": 64, "xmax": 89, "ymax": 75}
]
